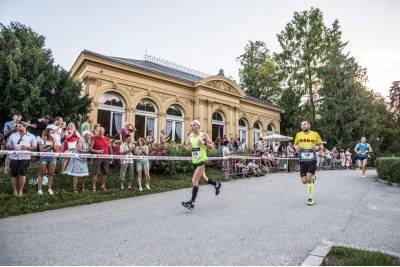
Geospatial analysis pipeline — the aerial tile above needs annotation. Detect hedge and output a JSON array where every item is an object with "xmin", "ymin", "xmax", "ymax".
[{"xmin": 375, "ymin": 157, "xmax": 400, "ymax": 183}]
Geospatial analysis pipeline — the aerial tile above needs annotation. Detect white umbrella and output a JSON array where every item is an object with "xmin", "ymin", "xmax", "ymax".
[{"xmin": 263, "ymin": 134, "xmax": 293, "ymax": 142}]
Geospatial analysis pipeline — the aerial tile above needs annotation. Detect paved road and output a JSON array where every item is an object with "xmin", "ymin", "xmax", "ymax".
[{"xmin": 1, "ymin": 169, "xmax": 399, "ymax": 265}]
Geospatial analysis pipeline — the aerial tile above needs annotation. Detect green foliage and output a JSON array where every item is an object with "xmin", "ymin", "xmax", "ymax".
[
  {"xmin": 389, "ymin": 81, "xmax": 400, "ymax": 124},
  {"xmin": 324, "ymin": 246, "xmax": 400, "ymax": 266},
  {"xmin": 237, "ymin": 41, "xmax": 281, "ymax": 103},
  {"xmin": 375, "ymin": 157, "xmax": 400, "ymax": 183},
  {"xmin": 0, "ymin": 22, "xmax": 92, "ymax": 125},
  {"xmin": 149, "ymin": 144, "xmax": 193, "ymax": 174},
  {"xmin": 275, "ymin": 7, "xmax": 328, "ymax": 124}
]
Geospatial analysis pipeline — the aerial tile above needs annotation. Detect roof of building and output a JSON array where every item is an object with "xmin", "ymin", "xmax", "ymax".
[
  {"xmin": 83, "ymin": 50, "xmax": 204, "ymax": 83},
  {"xmin": 244, "ymin": 95, "xmax": 282, "ymax": 110}
]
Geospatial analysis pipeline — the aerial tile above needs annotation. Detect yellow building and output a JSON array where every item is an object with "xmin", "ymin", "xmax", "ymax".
[{"xmin": 70, "ymin": 50, "xmax": 282, "ymax": 147}]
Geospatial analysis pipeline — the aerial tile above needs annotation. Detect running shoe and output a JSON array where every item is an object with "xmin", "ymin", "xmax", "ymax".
[
  {"xmin": 215, "ymin": 182, "xmax": 222, "ymax": 195},
  {"xmin": 48, "ymin": 189, "xmax": 54, "ymax": 195},
  {"xmin": 362, "ymin": 174, "xmax": 366, "ymax": 178},
  {"xmin": 182, "ymin": 200, "xmax": 195, "ymax": 211},
  {"xmin": 38, "ymin": 189, "xmax": 43, "ymax": 195},
  {"xmin": 312, "ymin": 175, "xmax": 317, "ymax": 184},
  {"xmin": 307, "ymin": 198, "xmax": 314, "ymax": 205}
]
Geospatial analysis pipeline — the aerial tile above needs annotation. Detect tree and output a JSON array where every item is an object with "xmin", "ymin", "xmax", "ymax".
[
  {"xmin": 0, "ymin": 22, "xmax": 92, "ymax": 125},
  {"xmin": 389, "ymin": 81, "xmax": 400, "ymax": 124},
  {"xmin": 275, "ymin": 7, "xmax": 328, "ymax": 124},
  {"xmin": 237, "ymin": 41, "xmax": 280, "ymax": 103}
]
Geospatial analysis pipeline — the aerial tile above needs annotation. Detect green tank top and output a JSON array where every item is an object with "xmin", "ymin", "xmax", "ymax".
[{"xmin": 190, "ymin": 132, "xmax": 207, "ymax": 164}]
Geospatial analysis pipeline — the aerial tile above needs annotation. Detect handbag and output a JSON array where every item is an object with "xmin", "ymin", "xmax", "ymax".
[{"xmin": 67, "ymin": 141, "xmax": 77, "ymax": 150}]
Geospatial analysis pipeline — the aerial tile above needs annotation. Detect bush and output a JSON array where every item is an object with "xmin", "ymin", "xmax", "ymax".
[
  {"xmin": 375, "ymin": 157, "xmax": 400, "ymax": 183},
  {"xmin": 149, "ymin": 144, "xmax": 193, "ymax": 174}
]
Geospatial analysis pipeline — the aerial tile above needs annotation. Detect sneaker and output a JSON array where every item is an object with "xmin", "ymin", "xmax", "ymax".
[
  {"xmin": 48, "ymin": 189, "xmax": 54, "ymax": 195},
  {"xmin": 182, "ymin": 200, "xmax": 195, "ymax": 211},
  {"xmin": 128, "ymin": 187, "xmax": 132, "ymax": 191},
  {"xmin": 215, "ymin": 182, "xmax": 222, "ymax": 195},
  {"xmin": 312, "ymin": 175, "xmax": 317, "ymax": 184},
  {"xmin": 139, "ymin": 186, "xmax": 143, "ymax": 192},
  {"xmin": 307, "ymin": 198, "xmax": 314, "ymax": 205},
  {"xmin": 145, "ymin": 184, "xmax": 151, "ymax": 190},
  {"xmin": 362, "ymin": 174, "xmax": 366, "ymax": 178},
  {"xmin": 38, "ymin": 189, "xmax": 43, "ymax": 195}
]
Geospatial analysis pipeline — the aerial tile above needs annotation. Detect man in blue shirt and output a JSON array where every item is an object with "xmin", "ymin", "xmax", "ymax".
[{"xmin": 354, "ymin": 136, "xmax": 372, "ymax": 178}]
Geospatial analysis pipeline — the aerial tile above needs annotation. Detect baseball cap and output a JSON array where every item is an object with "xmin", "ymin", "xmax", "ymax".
[{"xmin": 13, "ymin": 111, "xmax": 22, "ymax": 116}]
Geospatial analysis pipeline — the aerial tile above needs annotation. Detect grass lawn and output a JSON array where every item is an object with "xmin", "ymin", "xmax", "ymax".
[
  {"xmin": 322, "ymin": 246, "xmax": 400, "ymax": 266},
  {"xmin": 0, "ymin": 159, "xmax": 230, "ymax": 218}
]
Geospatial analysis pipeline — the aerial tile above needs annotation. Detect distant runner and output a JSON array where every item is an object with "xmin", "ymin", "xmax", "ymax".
[{"xmin": 354, "ymin": 137, "xmax": 372, "ymax": 178}]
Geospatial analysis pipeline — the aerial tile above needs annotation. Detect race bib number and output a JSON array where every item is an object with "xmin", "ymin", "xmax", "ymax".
[
  {"xmin": 192, "ymin": 148, "xmax": 200, "ymax": 159},
  {"xmin": 360, "ymin": 150, "xmax": 366, "ymax": 154},
  {"xmin": 301, "ymin": 152, "xmax": 315, "ymax": 160}
]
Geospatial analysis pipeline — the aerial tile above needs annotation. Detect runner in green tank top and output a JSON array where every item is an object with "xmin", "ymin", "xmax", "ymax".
[{"xmin": 181, "ymin": 120, "xmax": 222, "ymax": 211}]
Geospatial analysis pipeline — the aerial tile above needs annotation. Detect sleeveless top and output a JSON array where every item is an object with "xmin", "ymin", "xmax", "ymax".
[
  {"xmin": 357, "ymin": 143, "xmax": 369, "ymax": 159},
  {"xmin": 190, "ymin": 132, "xmax": 207, "ymax": 164}
]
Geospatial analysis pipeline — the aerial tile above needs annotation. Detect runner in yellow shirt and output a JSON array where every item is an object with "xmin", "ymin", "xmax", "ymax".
[
  {"xmin": 182, "ymin": 120, "xmax": 222, "ymax": 211},
  {"xmin": 294, "ymin": 120, "xmax": 323, "ymax": 205}
]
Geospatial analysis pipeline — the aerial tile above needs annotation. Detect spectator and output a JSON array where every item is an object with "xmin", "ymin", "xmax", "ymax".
[
  {"xmin": 235, "ymin": 160, "xmax": 249, "ymax": 178},
  {"xmin": 240, "ymin": 139, "xmax": 246, "ymax": 152},
  {"xmin": 46, "ymin": 117, "xmax": 64, "ymax": 153},
  {"xmin": 325, "ymin": 149, "xmax": 332, "ymax": 167},
  {"xmin": 120, "ymin": 122, "xmax": 136, "ymax": 143},
  {"xmin": 92, "ymin": 123, "xmax": 101, "ymax": 137},
  {"xmin": 119, "ymin": 134, "xmax": 135, "ymax": 191},
  {"xmin": 160, "ymin": 129, "xmax": 170, "ymax": 146},
  {"xmin": 3, "ymin": 112, "xmax": 22, "ymax": 175},
  {"xmin": 331, "ymin": 147, "xmax": 339, "ymax": 169},
  {"xmin": 318, "ymin": 147, "xmax": 326, "ymax": 170},
  {"xmin": 62, "ymin": 122, "xmax": 81, "ymax": 174},
  {"xmin": 221, "ymin": 140, "xmax": 232, "ymax": 181},
  {"xmin": 80, "ymin": 115, "xmax": 93, "ymax": 135},
  {"xmin": 286, "ymin": 142, "xmax": 295, "ymax": 157},
  {"xmin": 65, "ymin": 130, "xmax": 93, "ymax": 193},
  {"xmin": 248, "ymin": 160, "xmax": 262, "ymax": 177},
  {"xmin": 255, "ymin": 138, "xmax": 265, "ymax": 155},
  {"xmin": 37, "ymin": 128, "xmax": 56, "ymax": 195},
  {"xmin": 6, "ymin": 121, "xmax": 37, "ymax": 196},
  {"xmin": 146, "ymin": 130, "xmax": 155, "ymax": 146},
  {"xmin": 27, "ymin": 115, "xmax": 50, "ymax": 142},
  {"xmin": 135, "ymin": 137, "xmax": 151, "ymax": 191},
  {"xmin": 345, "ymin": 148, "xmax": 352, "ymax": 170},
  {"xmin": 111, "ymin": 140, "xmax": 121, "ymax": 168},
  {"xmin": 273, "ymin": 143, "xmax": 279, "ymax": 153},
  {"xmin": 0, "ymin": 133, "xmax": 5, "ymax": 159},
  {"xmin": 340, "ymin": 149, "xmax": 346, "ymax": 168},
  {"xmin": 91, "ymin": 127, "xmax": 112, "ymax": 192}
]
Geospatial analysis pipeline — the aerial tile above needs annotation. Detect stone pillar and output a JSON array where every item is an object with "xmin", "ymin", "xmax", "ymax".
[{"xmin": 206, "ymin": 100, "xmax": 212, "ymax": 136}]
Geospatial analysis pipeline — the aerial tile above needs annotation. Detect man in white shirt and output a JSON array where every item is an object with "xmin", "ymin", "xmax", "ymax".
[
  {"xmin": 6, "ymin": 121, "xmax": 37, "ymax": 197},
  {"xmin": 46, "ymin": 116, "xmax": 64, "ymax": 152}
]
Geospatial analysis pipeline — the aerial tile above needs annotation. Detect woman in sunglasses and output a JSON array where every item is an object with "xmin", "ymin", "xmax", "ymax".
[{"xmin": 37, "ymin": 128, "xmax": 57, "ymax": 195}]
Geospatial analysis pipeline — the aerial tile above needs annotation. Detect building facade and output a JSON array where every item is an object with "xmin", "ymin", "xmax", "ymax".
[{"xmin": 70, "ymin": 50, "xmax": 282, "ymax": 147}]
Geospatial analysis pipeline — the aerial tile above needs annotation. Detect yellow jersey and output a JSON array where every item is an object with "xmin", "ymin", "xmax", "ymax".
[{"xmin": 294, "ymin": 131, "xmax": 322, "ymax": 149}]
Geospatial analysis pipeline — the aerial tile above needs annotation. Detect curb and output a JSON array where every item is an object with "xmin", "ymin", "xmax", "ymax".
[
  {"xmin": 377, "ymin": 178, "xmax": 400, "ymax": 188},
  {"xmin": 301, "ymin": 241, "xmax": 400, "ymax": 266}
]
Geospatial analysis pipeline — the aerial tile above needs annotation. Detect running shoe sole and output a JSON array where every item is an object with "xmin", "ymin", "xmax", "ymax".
[{"xmin": 182, "ymin": 202, "xmax": 194, "ymax": 211}]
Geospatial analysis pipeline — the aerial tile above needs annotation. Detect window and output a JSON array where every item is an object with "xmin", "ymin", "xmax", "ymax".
[
  {"xmin": 166, "ymin": 105, "xmax": 184, "ymax": 144},
  {"xmin": 135, "ymin": 99, "xmax": 157, "ymax": 141},
  {"xmin": 254, "ymin": 122, "xmax": 262, "ymax": 142},
  {"xmin": 238, "ymin": 118, "xmax": 248, "ymax": 145},
  {"xmin": 97, "ymin": 92, "xmax": 125, "ymax": 137},
  {"xmin": 212, "ymin": 111, "xmax": 224, "ymax": 144}
]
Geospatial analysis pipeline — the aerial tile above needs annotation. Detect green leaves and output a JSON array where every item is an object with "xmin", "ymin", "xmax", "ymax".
[{"xmin": 0, "ymin": 22, "xmax": 92, "ymax": 124}]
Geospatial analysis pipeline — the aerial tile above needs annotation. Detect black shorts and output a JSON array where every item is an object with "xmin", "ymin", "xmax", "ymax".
[
  {"xmin": 193, "ymin": 161, "xmax": 206, "ymax": 169},
  {"xmin": 10, "ymin": 159, "xmax": 30, "ymax": 177},
  {"xmin": 300, "ymin": 162, "xmax": 316, "ymax": 177}
]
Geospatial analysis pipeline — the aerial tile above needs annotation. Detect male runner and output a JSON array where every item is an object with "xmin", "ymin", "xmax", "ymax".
[
  {"xmin": 294, "ymin": 120, "xmax": 323, "ymax": 206},
  {"xmin": 182, "ymin": 120, "xmax": 222, "ymax": 211},
  {"xmin": 354, "ymin": 137, "xmax": 372, "ymax": 178}
]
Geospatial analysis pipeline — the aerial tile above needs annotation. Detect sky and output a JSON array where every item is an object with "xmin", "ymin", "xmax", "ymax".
[{"xmin": 1, "ymin": 0, "xmax": 399, "ymax": 98}]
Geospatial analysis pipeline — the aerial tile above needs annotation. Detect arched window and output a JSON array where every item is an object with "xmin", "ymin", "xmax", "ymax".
[
  {"xmin": 97, "ymin": 92, "xmax": 125, "ymax": 136},
  {"xmin": 267, "ymin": 124, "xmax": 275, "ymax": 135},
  {"xmin": 238, "ymin": 118, "xmax": 248, "ymax": 145},
  {"xmin": 254, "ymin": 122, "xmax": 262, "ymax": 142},
  {"xmin": 212, "ymin": 111, "xmax": 225, "ymax": 144},
  {"xmin": 166, "ymin": 105, "xmax": 184, "ymax": 144},
  {"xmin": 135, "ymin": 99, "xmax": 158, "ymax": 141}
]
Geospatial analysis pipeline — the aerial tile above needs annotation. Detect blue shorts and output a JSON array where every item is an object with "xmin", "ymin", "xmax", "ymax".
[{"xmin": 39, "ymin": 157, "xmax": 56, "ymax": 165}]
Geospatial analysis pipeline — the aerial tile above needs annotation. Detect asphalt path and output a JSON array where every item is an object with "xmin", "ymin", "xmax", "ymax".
[{"xmin": 1, "ymin": 169, "xmax": 399, "ymax": 265}]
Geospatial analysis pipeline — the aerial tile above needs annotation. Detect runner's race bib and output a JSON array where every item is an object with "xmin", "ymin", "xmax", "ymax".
[
  {"xmin": 299, "ymin": 149, "xmax": 316, "ymax": 163},
  {"xmin": 192, "ymin": 148, "xmax": 200, "ymax": 159}
]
